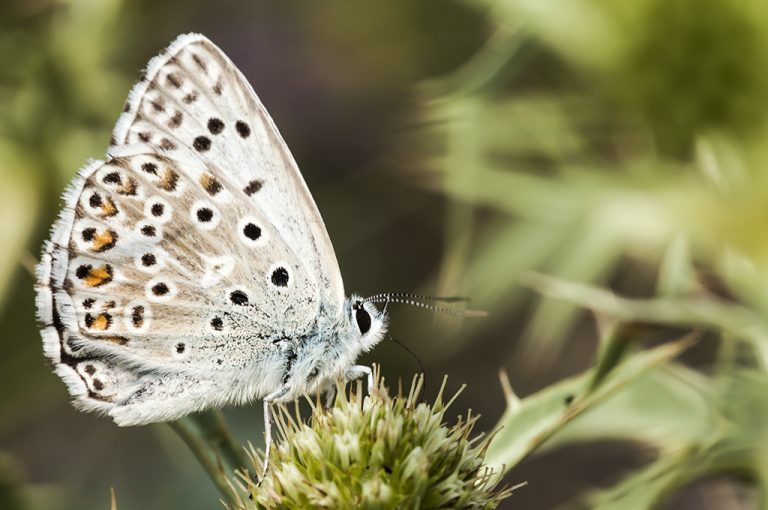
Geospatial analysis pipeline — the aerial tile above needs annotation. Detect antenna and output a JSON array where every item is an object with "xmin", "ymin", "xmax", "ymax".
[
  {"xmin": 365, "ymin": 292, "xmax": 470, "ymax": 304},
  {"xmin": 388, "ymin": 333, "xmax": 427, "ymax": 402},
  {"xmin": 364, "ymin": 292, "xmax": 488, "ymax": 318}
]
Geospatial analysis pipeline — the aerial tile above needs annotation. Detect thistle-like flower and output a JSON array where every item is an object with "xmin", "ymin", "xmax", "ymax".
[{"xmin": 230, "ymin": 368, "xmax": 512, "ymax": 509}]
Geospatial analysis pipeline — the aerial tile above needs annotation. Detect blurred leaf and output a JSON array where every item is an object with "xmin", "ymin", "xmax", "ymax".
[
  {"xmin": 656, "ymin": 233, "xmax": 695, "ymax": 298},
  {"xmin": 485, "ymin": 336, "xmax": 692, "ymax": 475},
  {"xmin": 420, "ymin": 23, "xmax": 526, "ymax": 98},
  {"xmin": 469, "ymin": 0, "xmax": 628, "ymax": 70},
  {"xmin": 586, "ymin": 369, "xmax": 768, "ymax": 508},
  {"xmin": 524, "ymin": 272, "xmax": 768, "ymax": 347},
  {"xmin": 554, "ymin": 365, "xmax": 718, "ymax": 453},
  {"xmin": 586, "ymin": 447, "xmax": 701, "ymax": 510},
  {"xmin": 471, "ymin": 0, "xmax": 768, "ymax": 154},
  {"xmin": 0, "ymin": 144, "xmax": 39, "ymax": 310},
  {"xmin": 0, "ymin": 452, "xmax": 28, "ymax": 510},
  {"xmin": 426, "ymin": 0, "xmax": 768, "ymax": 373},
  {"xmin": 586, "ymin": 322, "xmax": 632, "ymax": 393},
  {"xmin": 433, "ymin": 98, "xmax": 482, "ymax": 353},
  {"xmin": 522, "ymin": 222, "xmax": 626, "ymax": 362}
]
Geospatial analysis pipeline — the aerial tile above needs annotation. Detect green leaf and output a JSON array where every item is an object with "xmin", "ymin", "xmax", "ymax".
[{"xmin": 485, "ymin": 336, "xmax": 693, "ymax": 474}]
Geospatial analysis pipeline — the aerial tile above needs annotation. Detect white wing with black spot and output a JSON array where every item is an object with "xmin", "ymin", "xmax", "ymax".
[
  {"xmin": 34, "ymin": 34, "xmax": 345, "ymax": 425},
  {"xmin": 113, "ymin": 33, "xmax": 344, "ymax": 310}
]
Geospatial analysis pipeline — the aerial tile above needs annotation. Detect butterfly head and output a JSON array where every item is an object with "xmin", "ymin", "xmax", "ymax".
[{"xmin": 345, "ymin": 295, "xmax": 388, "ymax": 353}]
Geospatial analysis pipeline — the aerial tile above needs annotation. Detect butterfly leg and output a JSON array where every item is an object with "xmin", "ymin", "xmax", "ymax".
[
  {"xmin": 261, "ymin": 385, "xmax": 290, "ymax": 484},
  {"xmin": 323, "ymin": 384, "xmax": 337, "ymax": 410},
  {"xmin": 346, "ymin": 365, "xmax": 373, "ymax": 396}
]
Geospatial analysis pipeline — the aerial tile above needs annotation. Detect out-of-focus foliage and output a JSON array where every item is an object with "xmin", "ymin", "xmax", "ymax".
[
  {"xmin": 507, "ymin": 273, "xmax": 768, "ymax": 508},
  {"xmin": 484, "ymin": 334, "xmax": 697, "ymax": 475},
  {"xmin": 1, "ymin": 2, "xmax": 131, "ymax": 506},
  {"xmin": 0, "ymin": 0, "xmax": 127, "ymax": 420},
  {"xmin": 0, "ymin": 453, "xmax": 29, "ymax": 510},
  {"xmin": 421, "ymin": 0, "xmax": 768, "ymax": 507},
  {"xmin": 426, "ymin": 0, "xmax": 768, "ymax": 357}
]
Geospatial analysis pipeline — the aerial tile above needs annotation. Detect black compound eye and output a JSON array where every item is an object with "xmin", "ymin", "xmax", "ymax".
[{"xmin": 355, "ymin": 307, "xmax": 371, "ymax": 335}]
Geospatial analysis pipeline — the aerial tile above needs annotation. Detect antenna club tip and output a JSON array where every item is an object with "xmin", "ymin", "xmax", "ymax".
[{"xmin": 463, "ymin": 310, "xmax": 489, "ymax": 318}]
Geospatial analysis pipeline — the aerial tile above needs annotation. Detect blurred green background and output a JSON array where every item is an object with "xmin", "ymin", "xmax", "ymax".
[{"xmin": 4, "ymin": 0, "xmax": 768, "ymax": 508}]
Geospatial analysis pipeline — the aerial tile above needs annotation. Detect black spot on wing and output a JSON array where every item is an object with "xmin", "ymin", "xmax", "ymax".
[
  {"xmin": 229, "ymin": 290, "xmax": 248, "ymax": 305},
  {"xmin": 207, "ymin": 118, "xmax": 224, "ymax": 135},
  {"xmin": 243, "ymin": 223, "xmax": 261, "ymax": 240},
  {"xmin": 196, "ymin": 207, "xmax": 213, "ymax": 222},
  {"xmin": 244, "ymin": 180, "xmax": 262, "ymax": 196},
  {"xmin": 271, "ymin": 267, "xmax": 289, "ymax": 287},
  {"xmin": 193, "ymin": 136, "xmax": 211, "ymax": 152},
  {"xmin": 151, "ymin": 203, "xmax": 164, "ymax": 216},
  {"xmin": 235, "ymin": 121, "xmax": 250, "ymax": 138},
  {"xmin": 151, "ymin": 282, "xmax": 169, "ymax": 296}
]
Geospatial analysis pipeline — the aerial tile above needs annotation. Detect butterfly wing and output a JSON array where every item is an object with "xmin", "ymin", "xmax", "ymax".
[
  {"xmin": 113, "ymin": 33, "xmax": 344, "ymax": 309},
  {"xmin": 35, "ymin": 34, "xmax": 345, "ymax": 425}
]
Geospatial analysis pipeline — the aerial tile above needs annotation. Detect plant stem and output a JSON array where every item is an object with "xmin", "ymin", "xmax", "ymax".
[
  {"xmin": 189, "ymin": 409, "xmax": 249, "ymax": 472},
  {"xmin": 169, "ymin": 417, "xmax": 239, "ymax": 507}
]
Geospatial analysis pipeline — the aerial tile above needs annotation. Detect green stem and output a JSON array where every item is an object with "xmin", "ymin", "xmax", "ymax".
[
  {"xmin": 189, "ymin": 409, "xmax": 249, "ymax": 472},
  {"xmin": 169, "ymin": 417, "xmax": 239, "ymax": 507}
]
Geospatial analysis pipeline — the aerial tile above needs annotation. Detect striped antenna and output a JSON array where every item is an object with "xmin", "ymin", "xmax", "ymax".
[
  {"xmin": 364, "ymin": 292, "xmax": 471, "ymax": 304},
  {"xmin": 364, "ymin": 293, "xmax": 487, "ymax": 318}
]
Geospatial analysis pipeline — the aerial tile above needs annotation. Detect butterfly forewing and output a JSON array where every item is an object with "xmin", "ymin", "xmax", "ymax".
[{"xmin": 113, "ymin": 33, "xmax": 344, "ymax": 311}]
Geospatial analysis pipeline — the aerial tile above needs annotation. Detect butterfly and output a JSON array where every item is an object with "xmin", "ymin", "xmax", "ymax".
[{"xmin": 35, "ymin": 33, "xmax": 474, "ymax": 475}]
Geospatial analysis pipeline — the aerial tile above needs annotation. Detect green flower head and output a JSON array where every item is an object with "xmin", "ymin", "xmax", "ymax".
[{"xmin": 231, "ymin": 368, "xmax": 512, "ymax": 509}]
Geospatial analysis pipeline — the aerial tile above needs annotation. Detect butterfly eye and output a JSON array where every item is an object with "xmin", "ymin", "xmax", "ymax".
[{"xmin": 355, "ymin": 307, "xmax": 371, "ymax": 335}]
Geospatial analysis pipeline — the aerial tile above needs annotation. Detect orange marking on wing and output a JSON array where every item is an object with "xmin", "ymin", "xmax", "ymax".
[
  {"xmin": 91, "ymin": 314, "xmax": 110, "ymax": 330},
  {"xmin": 158, "ymin": 168, "xmax": 179, "ymax": 191},
  {"xmin": 85, "ymin": 265, "xmax": 113, "ymax": 287},
  {"xmin": 91, "ymin": 230, "xmax": 116, "ymax": 252},
  {"xmin": 120, "ymin": 177, "xmax": 137, "ymax": 195},
  {"xmin": 100, "ymin": 198, "xmax": 118, "ymax": 217},
  {"xmin": 200, "ymin": 173, "xmax": 222, "ymax": 195}
]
